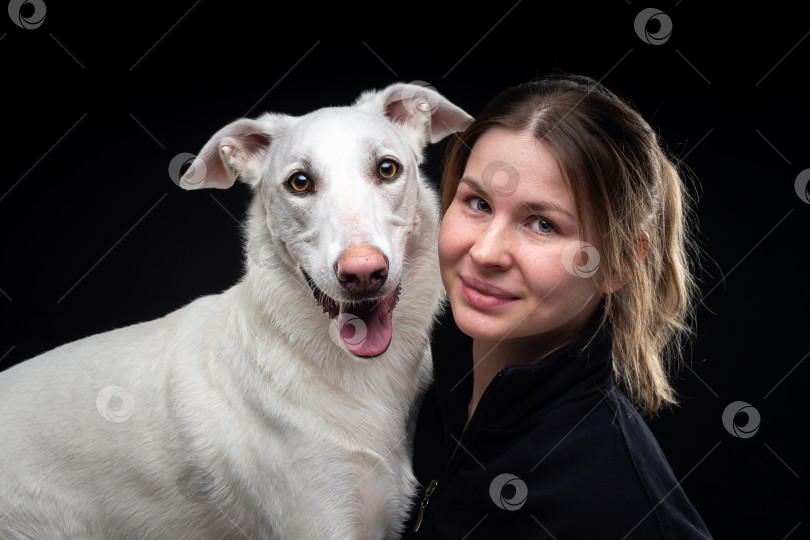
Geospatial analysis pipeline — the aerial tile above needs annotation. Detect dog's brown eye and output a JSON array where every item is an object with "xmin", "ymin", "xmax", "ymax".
[
  {"xmin": 378, "ymin": 160, "xmax": 399, "ymax": 180},
  {"xmin": 288, "ymin": 173, "xmax": 312, "ymax": 193}
]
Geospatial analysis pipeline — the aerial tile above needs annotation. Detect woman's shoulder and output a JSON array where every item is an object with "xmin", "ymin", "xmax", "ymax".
[{"xmin": 514, "ymin": 383, "xmax": 712, "ymax": 538}]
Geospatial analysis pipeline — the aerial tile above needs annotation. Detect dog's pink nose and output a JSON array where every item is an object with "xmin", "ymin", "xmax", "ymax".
[{"xmin": 336, "ymin": 245, "xmax": 388, "ymax": 294}]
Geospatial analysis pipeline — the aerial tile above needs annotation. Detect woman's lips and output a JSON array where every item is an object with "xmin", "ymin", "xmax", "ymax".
[{"xmin": 460, "ymin": 275, "xmax": 520, "ymax": 309}]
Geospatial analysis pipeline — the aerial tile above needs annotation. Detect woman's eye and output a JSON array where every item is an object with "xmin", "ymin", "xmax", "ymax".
[
  {"xmin": 288, "ymin": 173, "xmax": 312, "ymax": 193},
  {"xmin": 378, "ymin": 160, "xmax": 399, "ymax": 180},
  {"xmin": 531, "ymin": 217, "xmax": 556, "ymax": 234},
  {"xmin": 469, "ymin": 197, "xmax": 491, "ymax": 212}
]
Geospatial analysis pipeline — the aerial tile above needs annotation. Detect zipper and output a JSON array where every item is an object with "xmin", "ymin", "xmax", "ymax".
[
  {"xmin": 411, "ymin": 479, "xmax": 439, "ymax": 533},
  {"xmin": 411, "ymin": 368, "xmax": 508, "ymax": 533}
]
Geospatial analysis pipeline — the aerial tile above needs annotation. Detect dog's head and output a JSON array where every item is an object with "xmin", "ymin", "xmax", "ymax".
[{"xmin": 181, "ymin": 83, "xmax": 471, "ymax": 358}]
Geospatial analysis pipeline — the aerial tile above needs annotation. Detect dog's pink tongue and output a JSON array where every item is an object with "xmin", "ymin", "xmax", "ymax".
[{"xmin": 338, "ymin": 301, "xmax": 393, "ymax": 358}]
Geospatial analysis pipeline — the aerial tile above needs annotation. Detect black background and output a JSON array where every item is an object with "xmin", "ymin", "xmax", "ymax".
[{"xmin": 1, "ymin": 1, "xmax": 808, "ymax": 538}]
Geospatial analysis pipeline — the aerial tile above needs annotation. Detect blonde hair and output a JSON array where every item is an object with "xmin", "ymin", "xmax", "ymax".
[{"xmin": 441, "ymin": 73, "xmax": 699, "ymax": 417}]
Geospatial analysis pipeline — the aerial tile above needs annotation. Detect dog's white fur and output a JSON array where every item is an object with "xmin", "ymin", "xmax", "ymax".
[{"xmin": 0, "ymin": 84, "xmax": 471, "ymax": 539}]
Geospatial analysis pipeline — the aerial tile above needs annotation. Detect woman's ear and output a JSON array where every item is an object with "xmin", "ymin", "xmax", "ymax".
[{"xmin": 598, "ymin": 230, "xmax": 650, "ymax": 293}]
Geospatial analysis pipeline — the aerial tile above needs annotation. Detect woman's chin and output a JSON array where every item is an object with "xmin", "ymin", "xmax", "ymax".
[{"xmin": 451, "ymin": 308, "xmax": 514, "ymax": 342}]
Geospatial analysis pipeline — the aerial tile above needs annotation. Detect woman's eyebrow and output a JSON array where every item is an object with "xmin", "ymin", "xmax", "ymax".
[
  {"xmin": 458, "ymin": 176, "xmax": 576, "ymax": 219},
  {"xmin": 458, "ymin": 176, "xmax": 487, "ymax": 194},
  {"xmin": 520, "ymin": 200, "xmax": 577, "ymax": 220}
]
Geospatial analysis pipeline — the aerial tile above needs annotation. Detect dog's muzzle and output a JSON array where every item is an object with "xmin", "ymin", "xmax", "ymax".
[{"xmin": 302, "ymin": 269, "xmax": 401, "ymax": 358}]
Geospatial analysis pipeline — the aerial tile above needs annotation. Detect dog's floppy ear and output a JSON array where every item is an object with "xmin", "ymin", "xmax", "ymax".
[
  {"xmin": 355, "ymin": 82, "xmax": 472, "ymax": 146},
  {"xmin": 180, "ymin": 115, "xmax": 276, "ymax": 190}
]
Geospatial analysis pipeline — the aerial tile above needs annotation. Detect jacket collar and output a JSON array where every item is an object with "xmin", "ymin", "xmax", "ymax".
[{"xmin": 431, "ymin": 309, "xmax": 615, "ymax": 431}]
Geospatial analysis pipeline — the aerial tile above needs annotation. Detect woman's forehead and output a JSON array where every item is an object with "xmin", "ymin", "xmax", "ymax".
[
  {"xmin": 469, "ymin": 129, "xmax": 559, "ymax": 171},
  {"xmin": 464, "ymin": 129, "xmax": 574, "ymax": 205}
]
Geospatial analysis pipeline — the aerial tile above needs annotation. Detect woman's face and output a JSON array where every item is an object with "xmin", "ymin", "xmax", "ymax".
[{"xmin": 438, "ymin": 128, "xmax": 610, "ymax": 353}]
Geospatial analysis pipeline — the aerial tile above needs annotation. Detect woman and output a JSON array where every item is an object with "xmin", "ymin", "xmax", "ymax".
[{"xmin": 402, "ymin": 74, "xmax": 712, "ymax": 538}]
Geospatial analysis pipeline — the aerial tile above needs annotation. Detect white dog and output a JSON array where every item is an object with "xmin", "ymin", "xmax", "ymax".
[{"xmin": 0, "ymin": 83, "xmax": 471, "ymax": 539}]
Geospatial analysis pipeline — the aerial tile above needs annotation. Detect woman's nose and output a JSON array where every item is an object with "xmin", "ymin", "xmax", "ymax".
[{"xmin": 468, "ymin": 219, "xmax": 512, "ymax": 270}]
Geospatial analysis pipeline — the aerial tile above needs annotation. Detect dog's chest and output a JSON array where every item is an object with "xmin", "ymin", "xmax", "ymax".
[{"xmin": 220, "ymin": 431, "xmax": 410, "ymax": 539}]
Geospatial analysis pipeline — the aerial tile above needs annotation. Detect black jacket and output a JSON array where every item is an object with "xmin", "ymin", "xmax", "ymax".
[{"xmin": 402, "ymin": 315, "xmax": 712, "ymax": 539}]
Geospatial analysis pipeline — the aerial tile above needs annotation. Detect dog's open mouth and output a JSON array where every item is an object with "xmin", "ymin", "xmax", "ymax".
[{"xmin": 303, "ymin": 270, "xmax": 401, "ymax": 358}]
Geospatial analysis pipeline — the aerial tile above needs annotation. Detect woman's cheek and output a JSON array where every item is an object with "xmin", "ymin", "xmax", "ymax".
[
  {"xmin": 438, "ymin": 208, "xmax": 464, "ymax": 263},
  {"xmin": 522, "ymin": 249, "xmax": 570, "ymax": 297},
  {"xmin": 438, "ymin": 209, "xmax": 471, "ymax": 292}
]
